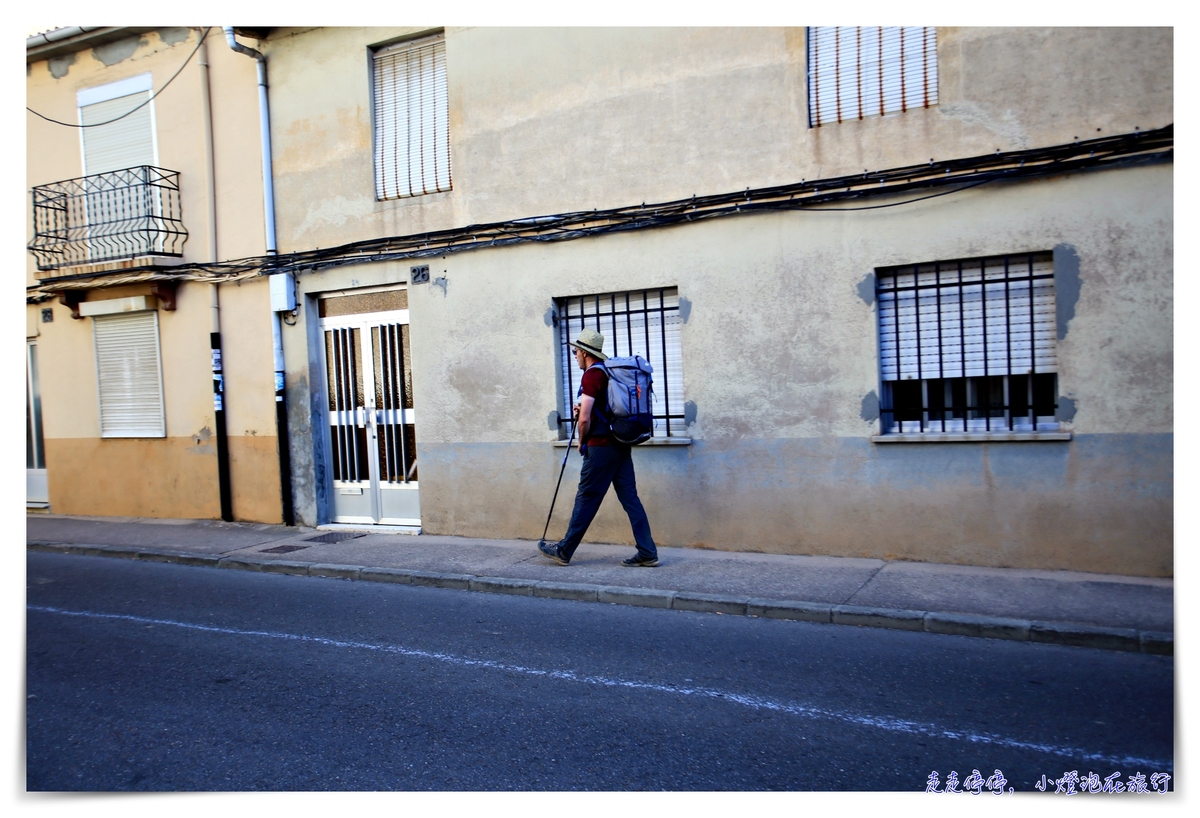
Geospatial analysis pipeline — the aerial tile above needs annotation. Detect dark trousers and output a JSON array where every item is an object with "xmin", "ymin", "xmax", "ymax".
[{"xmin": 559, "ymin": 443, "xmax": 657, "ymax": 561}]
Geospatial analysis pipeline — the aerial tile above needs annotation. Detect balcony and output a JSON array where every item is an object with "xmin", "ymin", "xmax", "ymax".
[{"xmin": 28, "ymin": 166, "xmax": 188, "ymax": 272}]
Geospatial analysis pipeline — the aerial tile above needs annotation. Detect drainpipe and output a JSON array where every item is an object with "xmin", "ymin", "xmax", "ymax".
[
  {"xmin": 199, "ymin": 31, "xmax": 233, "ymax": 522},
  {"xmin": 225, "ymin": 26, "xmax": 294, "ymax": 526}
]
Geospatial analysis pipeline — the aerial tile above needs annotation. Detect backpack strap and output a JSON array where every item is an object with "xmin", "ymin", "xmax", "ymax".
[{"xmin": 577, "ymin": 362, "xmax": 610, "ymax": 426}]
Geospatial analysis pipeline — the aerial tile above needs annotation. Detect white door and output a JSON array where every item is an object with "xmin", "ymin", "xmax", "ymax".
[
  {"xmin": 319, "ymin": 290, "xmax": 419, "ymax": 525},
  {"xmin": 27, "ymin": 341, "xmax": 48, "ymax": 507}
]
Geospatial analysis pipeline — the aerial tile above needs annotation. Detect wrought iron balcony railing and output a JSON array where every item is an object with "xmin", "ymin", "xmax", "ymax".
[{"xmin": 28, "ymin": 166, "xmax": 188, "ymax": 271}]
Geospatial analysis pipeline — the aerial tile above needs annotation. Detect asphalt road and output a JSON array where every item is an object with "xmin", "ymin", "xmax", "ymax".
[{"xmin": 26, "ymin": 551, "xmax": 1174, "ymax": 791}]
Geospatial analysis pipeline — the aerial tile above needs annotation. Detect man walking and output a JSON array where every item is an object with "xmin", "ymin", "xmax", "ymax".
[{"xmin": 538, "ymin": 328, "xmax": 660, "ymax": 567}]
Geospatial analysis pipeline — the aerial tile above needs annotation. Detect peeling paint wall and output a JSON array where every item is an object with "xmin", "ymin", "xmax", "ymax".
[
  {"xmin": 278, "ymin": 160, "xmax": 1171, "ymax": 574},
  {"xmin": 264, "ymin": 27, "xmax": 1172, "ymax": 250},
  {"xmin": 261, "ymin": 27, "xmax": 1171, "ymax": 574}
]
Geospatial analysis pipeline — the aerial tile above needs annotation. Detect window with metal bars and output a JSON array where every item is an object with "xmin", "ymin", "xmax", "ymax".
[
  {"xmin": 876, "ymin": 252, "xmax": 1059, "ymax": 434},
  {"xmin": 372, "ymin": 34, "xmax": 451, "ymax": 200},
  {"xmin": 555, "ymin": 288, "xmax": 685, "ymax": 439},
  {"xmin": 807, "ymin": 26, "xmax": 938, "ymax": 127}
]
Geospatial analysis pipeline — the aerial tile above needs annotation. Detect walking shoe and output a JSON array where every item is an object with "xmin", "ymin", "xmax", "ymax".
[
  {"xmin": 538, "ymin": 539, "xmax": 569, "ymax": 565},
  {"xmin": 621, "ymin": 553, "xmax": 659, "ymax": 567}
]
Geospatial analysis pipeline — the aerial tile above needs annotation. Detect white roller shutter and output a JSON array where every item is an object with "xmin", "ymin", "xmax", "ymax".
[
  {"xmin": 94, "ymin": 311, "xmax": 166, "ymax": 438},
  {"xmin": 878, "ymin": 254, "xmax": 1057, "ymax": 382},
  {"xmin": 808, "ymin": 26, "xmax": 938, "ymax": 127},
  {"xmin": 373, "ymin": 35, "xmax": 451, "ymax": 200},
  {"xmin": 80, "ymin": 91, "xmax": 155, "ymax": 175}
]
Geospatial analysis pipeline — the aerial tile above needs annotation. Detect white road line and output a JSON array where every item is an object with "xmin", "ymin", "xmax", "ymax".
[{"xmin": 28, "ymin": 604, "xmax": 1171, "ymax": 770}]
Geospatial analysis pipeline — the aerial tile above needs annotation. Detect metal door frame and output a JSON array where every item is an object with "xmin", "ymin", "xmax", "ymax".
[{"xmin": 317, "ymin": 304, "xmax": 419, "ymax": 526}]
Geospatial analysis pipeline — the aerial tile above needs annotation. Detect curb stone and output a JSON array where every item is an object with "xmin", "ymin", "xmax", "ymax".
[
  {"xmin": 598, "ymin": 586, "xmax": 675, "ymax": 609},
  {"xmin": 747, "ymin": 599, "xmax": 832, "ymax": 623},
  {"xmin": 309, "ymin": 563, "xmax": 363, "ymax": 580},
  {"xmin": 217, "ymin": 557, "xmax": 266, "ymax": 572},
  {"xmin": 408, "ymin": 571, "xmax": 473, "ymax": 590},
  {"xmin": 95, "ymin": 545, "xmax": 143, "ymax": 560},
  {"xmin": 359, "ymin": 567, "xmax": 414, "ymax": 585},
  {"xmin": 1140, "ymin": 631, "xmax": 1174, "ymax": 656},
  {"xmin": 1030, "ymin": 621, "xmax": 1141, "ymax": 653},
  {"xmin": 833, "ymin": 604, "xmax": 927, "ymax": 632},
  {"xmin": 534, "ymin": 581, "xmax": 601, "ymax": 602},
  {"xmin": 469, "ymin": 577, "xmax": 536, "ymax": 596},
  {"xmin": 259, "ymin": 560, "xmax": 311, "ymax": 576},
  {"xmin": 673, "ymin": 592, "xmax": 748, "ymax": 616},
  {"xmin": 134, "ymin": 550, "xmax": 222, "ymax": 567},
  {"xmin": 26, "ymin": 543, "xmax": 1172, "ymax": 655},
  {"xmin": 924, "ymin": 612, "xmax": 1031, "ymax": 641}
]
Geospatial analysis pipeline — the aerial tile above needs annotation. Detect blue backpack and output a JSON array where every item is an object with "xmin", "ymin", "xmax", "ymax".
[{"xmin": 597, "ymin": 356, "xmax": 655, "ymax": 445}]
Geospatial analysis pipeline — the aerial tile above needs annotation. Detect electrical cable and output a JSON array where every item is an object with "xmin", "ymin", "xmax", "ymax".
[
  {"xmin": 792, "ymin": 177, "xmax": 996, "ymax": 211},
  {"xmin": 26, "ymin": 27, "xmax": 211, "ymax": 128},
  {"xmin": 26, "ymin": 125, "xmax": 1171, "ymax": 299}
]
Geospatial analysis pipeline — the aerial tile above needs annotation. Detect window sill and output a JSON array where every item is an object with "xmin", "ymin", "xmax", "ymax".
[
  {"xmin": 553, "ymin": 437, "xmax": 692, "ymax": 447},
  {"xmin": 872, "ymin": 431, "xmax": 1072, "ymax": 444}
]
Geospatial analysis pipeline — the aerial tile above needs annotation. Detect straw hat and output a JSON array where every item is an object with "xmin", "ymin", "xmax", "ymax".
[{"xmin": 569, "ymin": 328, "xmax": 607, "ymax": 361}]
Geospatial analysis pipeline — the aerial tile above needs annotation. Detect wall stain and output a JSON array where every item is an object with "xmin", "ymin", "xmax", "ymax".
[
  {"xmin": 678, "ymin": 296, "xmax": 692, "ymax": 323},
  {"xmin": 981, "ymin": 444, "xmax": 997, "ymax": 491},
  {"xmin": 188, "ymin": 426, "xmax": 215, "ymax": 455},
  {"xmin": 1056, "ymin": 395, "xmax": 1077, "ymax": 422},
  {"xmin": 1053, "ymin": 243, "xmax": 1082, "ymax": 341},
  {"xmin": 544, "ymin": 305, "xmax": 556, "ymax": 327},
  {"xmin": 684, "ymin": 400, "xmax": 698, "ymax": 426},
  {"xmin": 856, "ymin": 272, "xmax": 875, "ymax": 306},
  {"xmin": 93, "ymin": 35, "xmax": 146, "ymax": 66},
  {"xmin": 433, "ymin": 276, "xmax": 448, "ymax": 296},
  {"xmin": 287, "ymin": 373, "xmax": 316, "ymax": 527},
  {"xmin": 157, "ymin": 28, "xmax": 191, "ymax": 46},
  {"xmin": 547, "ymin": 410, "xmax": 559, "ymax": 431},
  {"xmin": 860, "ymin": 390, "xmax": 879, "ymax": 422},
  {"xmin": 48, "ymin": 53, "xmax": 75, "ymax": 79},
  {"xmin": 937, "ymin": 101, "xmax": 1030, "ymax": 149}
]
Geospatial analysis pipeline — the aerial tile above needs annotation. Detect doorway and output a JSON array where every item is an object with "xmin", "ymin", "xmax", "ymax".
[{"xmin": 317, "ymin": 288, "xmax": 419, "ymax": 525}]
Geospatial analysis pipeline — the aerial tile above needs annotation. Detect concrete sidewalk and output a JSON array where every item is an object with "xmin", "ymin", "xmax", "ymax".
[{"xmin": 26, "ymin": 514, "xmax": 1173, "ymax": 654}]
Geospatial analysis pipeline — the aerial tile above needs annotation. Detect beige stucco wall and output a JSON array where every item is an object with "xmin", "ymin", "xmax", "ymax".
[
  {"xmin": 26, "ymin": 29, "xmax": 282, "ymax": 522},
  {"xmin": 263, "ymin": 26, "xmax": 1172, "ymax": 252},
  {"xmin": 264, "ymin": 26, "xmax": 1171, "ymax": 574},
  {"xmin": 380, "ymin": 163, "xmax": 1172, "ymax": 446},
  {"xmin": 279, "ymin": 161, "xmax": 1171, "ymax": 574}
]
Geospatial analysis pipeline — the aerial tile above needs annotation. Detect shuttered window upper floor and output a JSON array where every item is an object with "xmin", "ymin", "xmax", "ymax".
[
  {"xmin": 78, "ymin": 73, "xmax": 157, "ymax": 175},
  {"xmin": 372, "ymin": 33, "xmax": 452, "ymax": 201},
  {"xmin": 807, "ymin": 26, "xmax": 938, "ymax": 127}
]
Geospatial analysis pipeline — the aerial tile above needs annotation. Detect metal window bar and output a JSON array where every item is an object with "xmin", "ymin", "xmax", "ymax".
[
  {"xmin": 877, "ymin": 252, "xmax": 1057, "ymax": 434},
  {"xmin": 327, "ymin": 329, "xmax": 346, "ymax": 481},
  {"xmin": 328, "ymin": 327, "xmax": 369, "ymax": 482},
  {"xmin": 335, "ymin": 328, "xmax": 352, "ymax": 482},
  {"xmin": 28, "ymin": 166, "xmax": 187, "ymax": 270},
  {"xmin": 555, "ymin": 288, "xmax": 684, "ymax": 439},
  {"xmin": 934, "ymin": 262, "xmax": 944, "ymax": 432},
  {"xmin": 375, "ymin": 322, "xmax": 414, "ymax": 484},
  {"xmin": 979, "ymin": 257, "xmax": 990, "ymax": 430}
]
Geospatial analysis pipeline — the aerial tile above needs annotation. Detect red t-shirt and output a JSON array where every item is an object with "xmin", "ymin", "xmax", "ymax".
[{"xmin": 579, "ymin": 366, "xmax": 611, "ymax": 446}]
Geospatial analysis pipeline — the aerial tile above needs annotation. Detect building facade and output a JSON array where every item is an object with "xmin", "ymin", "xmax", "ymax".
[
  {"xmin": 26, "ymin": 27, "xmax": 285, "ymax": 522},
  {"xmin": 28, "ymin": 26, "xmax": 1173, "ymax": 577}
]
